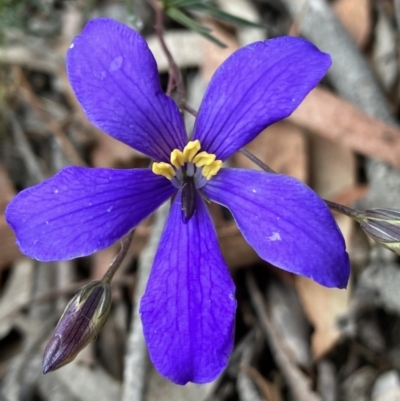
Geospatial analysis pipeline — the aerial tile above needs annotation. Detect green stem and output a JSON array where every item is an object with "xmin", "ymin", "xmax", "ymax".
[{"xmin": 102, "ymin": 230, "xmax": 135, "ymax": 284}]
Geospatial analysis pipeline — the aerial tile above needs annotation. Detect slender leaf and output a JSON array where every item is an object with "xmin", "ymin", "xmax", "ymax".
[
  {"xmin": 166, "ymin": 7, "xmax": 210, "ymax": 33},
  {"xmin": 188, "ymin": 4, "xmax": 265, "ymax": 28},
  {"xmin": 166, "ymin": 7, "xmax": 227, "ymax": 47},
  {"xmin": 164, "ymin": 0, "xmax": 210, "ymax": 8}
]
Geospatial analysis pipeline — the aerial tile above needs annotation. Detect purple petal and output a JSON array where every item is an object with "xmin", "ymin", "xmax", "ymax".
[
  {"xmin": 203, "ymin": 169, "xmax": 349, "ymax": 288},
  {"xmin": 6, "ymin": 167, "xmax": 175, "ymax": 261},
  {"xmin": 140, "ymin": 193, "xmax": 236, "ymax": 385},
  {"xmin": 193, "ymin": 37, "xmax": 331, "ymax": 160},
  {"xmin": 67, "ymin": 18, "xmax": 186, "ymax": 161}
]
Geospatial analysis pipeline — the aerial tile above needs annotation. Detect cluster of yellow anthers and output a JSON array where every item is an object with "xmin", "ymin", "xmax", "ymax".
[{"xmin": 152, "ymin": 140, "xmax": 222, "ymax": 181}]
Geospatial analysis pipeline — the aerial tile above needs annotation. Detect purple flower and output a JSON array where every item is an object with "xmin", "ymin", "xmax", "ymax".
[{"xmin": 5, "ymin": 19, "xmax": 349, "ymax": 385}]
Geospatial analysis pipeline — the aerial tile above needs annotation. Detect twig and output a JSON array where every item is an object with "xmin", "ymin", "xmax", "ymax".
[
  {"xmin": 395, "ymin": 0, "xmax": 400, "ymax": 34},
  {"xmin": 2, "ymin": 317, "xmax": 56, "ymax": 401},
  {"xmin": 6, "ymin": 108, "xmax": 45, "ymax": 183},
  {"xmin": 16, "ymin": 67, "xmax": 86, "ymax": 167},
  {"xmin": 237, "ymin": 332, "xmax": 263, "ymax": 401},
  {"xmin": 121, "ymin": 202, "xmax": 170, "ymax": 401},
  {"xmin": 148, "ymin": 0, "xmax": 186, "ymax": 110},
  {"xmin": 246, "ymin": 272, "xmax": 322, "ymax": 401}
]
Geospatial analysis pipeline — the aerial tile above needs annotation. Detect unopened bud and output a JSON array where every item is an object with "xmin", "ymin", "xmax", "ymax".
[
  {"xmin": 357, "ymin": 208, "xmax": 400, "ymax": 254},
  {"xmin": 43, "ymin": 281, "xmax": 111, "ymax": 374}
]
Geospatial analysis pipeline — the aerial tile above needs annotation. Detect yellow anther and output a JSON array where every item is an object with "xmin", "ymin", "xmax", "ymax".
[
  {"xmin": 152, "ymin": 162, "xmax": 176, "ymax": 180},
  {"xmin": 152, "ymin": 140, "xmax": 222, "ymax": 181},
  {"xmin": 192, "ymin": 152, "xmax": 216, "ymax": 167},
  {"xmin": 202, "ymin": 160, "xmax": 222, "ymax": 180},
  {"xmin": 182, "ymin": 140, "xmax": 201, "ymax": 163},
  {"xmin": 170, "ymin": 149, "xmax": 185, "ymax": 169}
]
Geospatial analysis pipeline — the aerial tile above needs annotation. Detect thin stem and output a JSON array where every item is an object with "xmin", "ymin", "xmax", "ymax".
[
  {"xmin": 102, "ymin": 230, "xmax": 135, "ymax": 284},
  {"xmin": 148, "ymin": 0, "xmax": 186, "ymax": 110},
  {"xmin": 240, "ymin": 147, "xmax": 361, "ymax": 218},
  {"xmin": 239, "ymin": 148, "xmax": 275, "ymax": 173},
  {"xmin": 323, "ymin": 199, "xmax": 360, "ymax": 218},
  {"xmin": 184, "ymin": 103, "xmax": 198, "ymax": 117},
  {"xmin": 166, "ymin": 71, "xmax": 175, "ymax": 96}
]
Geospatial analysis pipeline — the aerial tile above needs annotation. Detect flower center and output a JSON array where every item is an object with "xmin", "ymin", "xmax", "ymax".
[
  {"xmin": 152, "ymin": 140, "xmax": 222, "ymax": 222},
  {"xmin": 151, "ymin": 140, "xmax": 222, "ymax": 189}
]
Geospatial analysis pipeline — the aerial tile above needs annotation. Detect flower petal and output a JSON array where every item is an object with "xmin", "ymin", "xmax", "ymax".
[
  {"xmin": 67, "ymin": 18, "xmax": 186, "ymax": 161},
  {"xmin": 193, "ymin": 37, "xmax": 331, "ymax": 160},
  {"xmin": 203, "ymin": 169, "xmax": 349, "ymax": 288},
  {"xmin": 6, "ymin": 167, "xmax": 175, "ymax": 261},
  {"xmin": 140, "ymin": 193, "xmax": 236, "ymax": 385}
]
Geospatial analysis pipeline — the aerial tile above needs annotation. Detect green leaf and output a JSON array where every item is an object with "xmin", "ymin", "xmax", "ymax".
[
  {"xmin": 167, "ymin": 7, "xmax": 211, "ymax": 33},
  {"xmin": 188, "ymin": 4, "xmax": 265, "ymax": 28},
  {"xmin": 164, "ymin": 0, "xmax": 210, "ymax": 8},
  {"xmin": 166, "ymin": 7, "xmax": 227, "ymax": 47}
]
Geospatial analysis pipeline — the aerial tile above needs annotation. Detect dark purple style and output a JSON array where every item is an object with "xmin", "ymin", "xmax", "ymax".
[{"xmin": 6, "ymin": 18, "xmax": 349, "ymax": 385}]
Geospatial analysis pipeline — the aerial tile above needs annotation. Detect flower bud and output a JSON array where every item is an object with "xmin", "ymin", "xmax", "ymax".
[
  {"xmin": 357, "ymin": 208, "xmax": 400, "ymax": 254},
  {"xmin": 43, "ymin": 281, "xmax": 111, "ymax": 374}
]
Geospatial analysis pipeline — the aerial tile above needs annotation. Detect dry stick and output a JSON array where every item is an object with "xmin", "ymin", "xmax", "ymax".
[
  {"xmin": 6, "ymin": 108, "xmax": 45, "ymax": 183},
  {"xmin": 148, "ymin": 0, "xmax": 186, "ymax": 109},
  {"xmin": 236, "ymin": 333, "xmax": 263, "ymax": 401},
  {"xmin": 246, "ymin": 273, "xmax": 322, "ymax": 401},
  {"xmin": 395, "ymin": 0, "xmax": 400, "ymax": 34},
  {"xmin": 121, "ymin": 203, "xmax": 169, "ymax": 401},
  {"xmin": 16, "ymin": 68, "xmax": 86, "ymax": 167}
]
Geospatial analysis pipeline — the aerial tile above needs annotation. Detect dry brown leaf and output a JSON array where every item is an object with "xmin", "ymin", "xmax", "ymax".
[
  {"xmin": 295, "ymin": 277, "xmax": 349, "ymax": 358},
  {"xmin": 295, "ymin": 127, "xmax": 354, "ymax": 358},
  {"xmin": 0, "ymin": 166, "xmax": 20, "ymax": 268},
  {"xmin": 0, "ymin": 217, "xmax": 21, "ymax": 270},
  {"xmin": 212, "ymin": 205, "xmax": 260, "ymax": 269},
  {"xmin": 90, "ymin": 127, "xmax": 138, "ymax": 168},
  {"xmin": 289, "ymin": 87, "xmax": 400, "ymax": 169},
  {"xmin": 234, "ymin": 121, "xmax": 308, "ymax": 183},
  {"xmin": 201, "ymin": 22, "xmax": 239, "ymax": 82},
  {"xmin": 0, "ymin": 165, "xmax": 15, "ymax": 213},
  {"xmin": 219, "ymin": 227, "xmax": 260, "ymax": 269},
  {"xmin": 310, "ymin": 135, "xmax": 356, "ymax": 199},
  {"xmin": 333, "ymin": 0, "xmax": 371, "ymax": 47},
  {"xmin": 330, "ymin": 184, "xmax": 368, "ymax": 208},
  {"xmin": 241, "ymin": 365, "xmax": 283, "ymax": 401}
]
